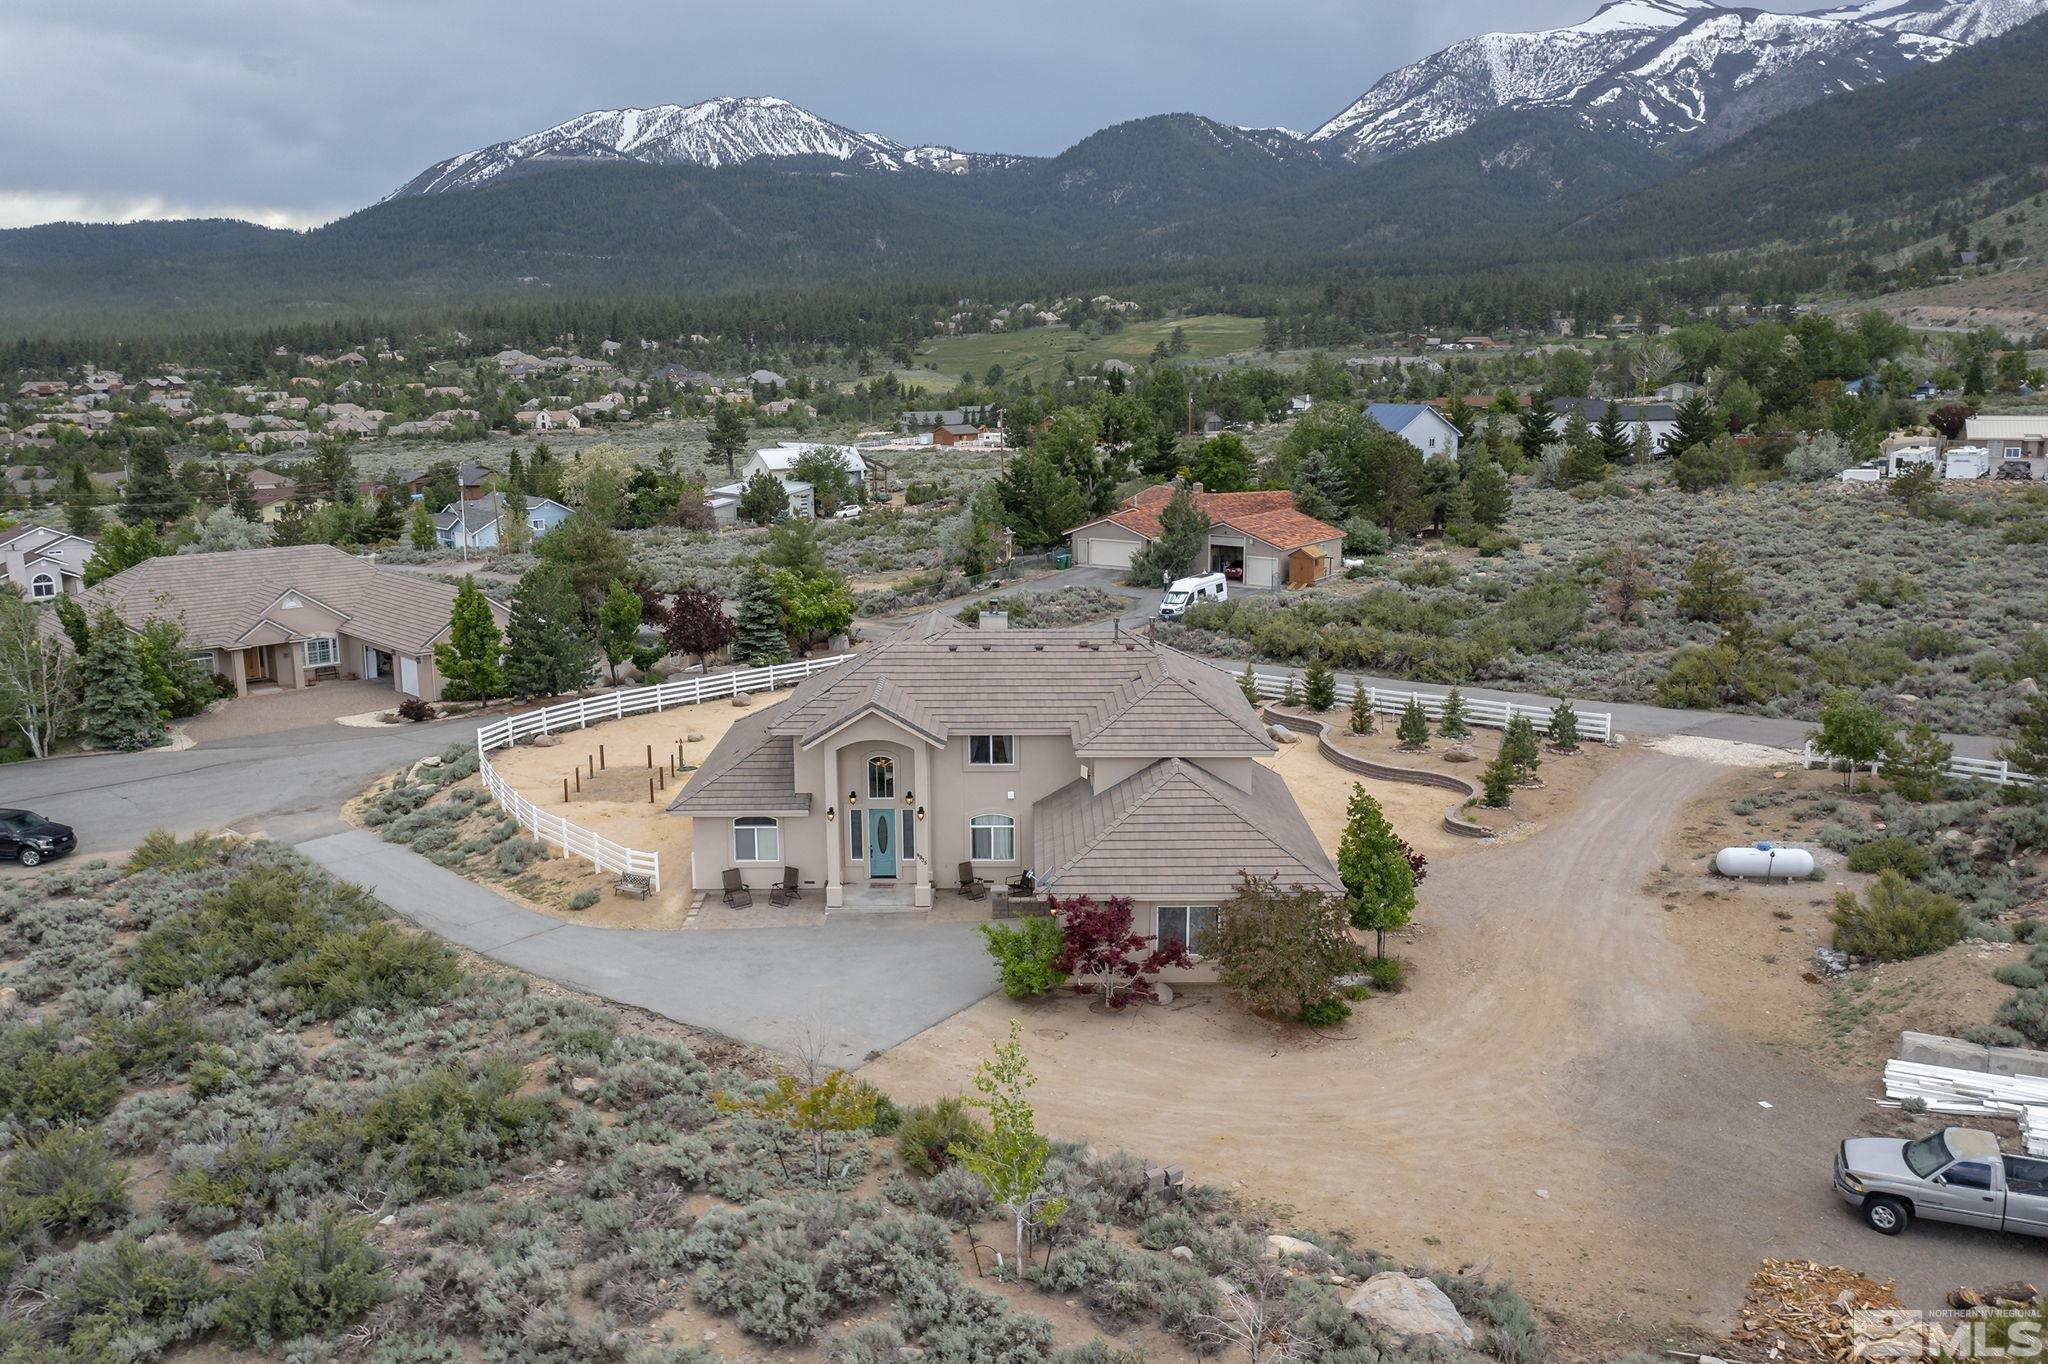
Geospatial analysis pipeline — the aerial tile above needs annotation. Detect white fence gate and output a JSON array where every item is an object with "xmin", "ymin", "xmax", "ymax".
[{"xmin": 473, "ymin": 656, "xmax": 852, "ymax": 892}]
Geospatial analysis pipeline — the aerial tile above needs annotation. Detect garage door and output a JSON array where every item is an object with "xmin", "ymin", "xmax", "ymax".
[
  {"xmin": 398, "ymin": 656, "xmax": 421, "ymax": 697},
  {"xmin": 1084, "ymin": 537, "xmax": 1134, "ymax": 569},
  {"xmin": 1244, "ymin": 556, "xmax": 1279, "ymax": 588}
]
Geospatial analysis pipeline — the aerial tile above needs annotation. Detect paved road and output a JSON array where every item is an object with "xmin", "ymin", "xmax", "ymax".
[{"xmin": 298, "ymin": 830, "xmax": 993, "ymax": 1066}]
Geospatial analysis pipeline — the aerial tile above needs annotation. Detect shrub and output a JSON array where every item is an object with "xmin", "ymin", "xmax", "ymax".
[
  {"xmin": 396, "ymin": 697, "xmax": 436, "ymax": 722},
  {"xmin": 1395, "ymin": 699, "xmax": 1429, "ymax": 749},
  {"xmin": 34, "ymin": 1233, "xmax": 225, "ymax": 1359},
  {"xmin": 496, "ymin": 838, "xmax": 544, "ymax": 873},
  {"xmin": 1997, "ymin": 988, "xmax": 2048, "ymax": 1047},
  {"xmin": 1365, "ymin": 957, "xmax": 1404, "ymax": 992},
  {"xmin": 1302, "ymin": 657, "xmax": 1336, "ymax": 711},
  {"xmin": 1348, "ymin": 681, "xmax": 1372, "ymax": 735},
  {"xmin": 917, "ymin": 1163, "xmax": 996, "ymax": 1226},
  {"xmin": 124, "ymin": 828, "xmax": 222, "ymax": 875},
  {"xmin": 1481, "ymin": 754, "xmax": 1515, "ymax": 808},
  {"xmin": 1995, "ymin": 962, "xmax": 2045, "ymax": 989},
  {"xmin": 896, "ymin": 1097, "xmax": 986, "ymax": 1176},
  {"xmin": 827, "ymin": 1321, "xmax": 911, "ymax": 1364},
  {"xmin": 363, "ymin": 1060, "xmax": 556, "ymax": 1196},
  {"xmin": 275, "ymin": 919, "xmax": 461, "ymax": 1018},
  {"xmin": 567, "ymin": 888, "xmax": 601, "ymax": 912},
  {"xmin": 1830, "ymin": 870, "xmax": 1966, "ymax": 962},
  {"xmin": 1, "ymin": 1125, "xmax": 128, "ymax": 1239},
  {"xmin": 1844, "ymin": 836, "xmax": 1932, "ymax": 879},
  {"xmin": 980, "ymin": 918, "xmax": 1065, "ymax": 999},
  {"xmin": 222, "ymin": 1212, "xmax": 390, "ymax": 1348},
  {"xmin": 1298, "ymin": 996, "xmax": 1351, "ymax": 1028},
  {"xmin": 0, "ymin": 1021, "xmax": 123, "ymax": 1129}
]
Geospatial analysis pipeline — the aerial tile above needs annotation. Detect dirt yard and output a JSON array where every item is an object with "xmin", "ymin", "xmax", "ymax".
[
  {"xmin": 865, "ymin": 741, "xmax": 2045, "ymax": 1354},
  {"xmin": 484, "ymin": 696, "xmax": 761, "ymax": 926}
]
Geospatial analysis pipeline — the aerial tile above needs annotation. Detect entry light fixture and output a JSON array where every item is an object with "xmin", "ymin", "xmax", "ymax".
[
  {"xmin": 915, "ymin": 806, "xmax": 926, "ymax": 822},
  {"xmin": 848, "ymin": 789, "xmax": 858, "ymax": 805},
  {"xmin": 826, "ymin": 805, "xmax": 836, "ymax": 822},
  {"xmin": 903, "ymin": 789, "xmax": 915, "ymax": 807}
]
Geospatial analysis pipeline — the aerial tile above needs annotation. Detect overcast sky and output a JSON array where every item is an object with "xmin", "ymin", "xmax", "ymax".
[{"xmin": 0, "ymin": 0, "xmax": 1816, "ymax": 230}]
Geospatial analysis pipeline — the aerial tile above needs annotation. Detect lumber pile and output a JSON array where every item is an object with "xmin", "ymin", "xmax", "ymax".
[
  {"xmin": 1732, "ymin": 1259, "xmax": 1901, "ymax": 1362},
  {"xmin": 1882, "ymin": 1059, "xmax": 2048, "ymax": 1155}
]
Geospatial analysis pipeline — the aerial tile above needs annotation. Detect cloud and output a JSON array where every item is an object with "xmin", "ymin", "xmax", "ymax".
[{"xmin": 0, "ymin": 192, "xmax": 337, "ymax": 233}]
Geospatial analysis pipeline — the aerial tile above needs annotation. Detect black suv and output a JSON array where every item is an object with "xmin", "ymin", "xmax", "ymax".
[{"xmin": 0, "ymin": 809, "xmax": 76, "ymax": 867}]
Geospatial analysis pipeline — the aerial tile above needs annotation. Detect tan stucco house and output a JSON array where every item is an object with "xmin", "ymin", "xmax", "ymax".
[
  {"xmin": 1067, "ymin": 486, "xmax": 1344, "ymax": 590},
  {"xmin": 0, "ymin": 523, "xmax": 93, "ymax": 600},
  {"xmin": 81, "ymin": 544, "xmax": 505, "ymax": 701},
  {"xmin": 671, "ymin": 614, "xmax": 1340, "ymax": 949}
]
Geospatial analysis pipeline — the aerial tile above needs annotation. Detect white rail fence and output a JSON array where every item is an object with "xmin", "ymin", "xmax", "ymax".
[
  {"xmin": 474, "ymin": 656, "xmax": 852, "ymax": 892},
  {"xmin": 1800, "ymin": 740, "xmax": 2037, "ymax": 791},
  {"xmin": 1248, "ymin": 671, "xmax": 1614, "ymax": 744}
]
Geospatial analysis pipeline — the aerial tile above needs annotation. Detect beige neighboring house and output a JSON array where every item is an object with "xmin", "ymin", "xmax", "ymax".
[
  {"xmin": 81, "ymin": 545, "xmax": 506, "ymax": 701},
  {"xmin": 1965, "ymin": 414, "xmax": 2048, "ymax": 480},
  {"xmin": 1067, "ymin": 486, "xmax": 1345, "ymax": 590},
  {"xmin": 0, "ymin": 523, "xmax": 94, "ymax": 599},
  {"xmin": 671, "ymin": 614, "xmax": 1340, "ymax": 947}
]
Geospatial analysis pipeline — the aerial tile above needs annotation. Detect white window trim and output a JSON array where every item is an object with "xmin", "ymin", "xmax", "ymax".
[
  {"xmin": 303, "ymin": 635, "xmax": 340, "ymax": 668},
  {"xmin": 1157, "ymin": 905, "xmax": 1221, "ymax": 957},
  {"xmin": 968, "ymin": 813, "xmax": 1017, "ymax": 864},
  {"xmin": 733, "ymin": 816, "xmax": 780, "ymax": 864},
  {"xmin": 28, "ymin": 572, "xmax": 56, "ymax": 600},
  {"xmin": 966, "ymin": 734, "xmax": 1017, "ymax": 768}
]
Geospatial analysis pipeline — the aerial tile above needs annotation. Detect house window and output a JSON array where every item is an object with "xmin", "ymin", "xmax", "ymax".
[
  {"xmin": 1157, "ymin": 906, "xmax": 1220, "ymax": 955},
  {"xmin": 848, "ymin": 813, "xmax": 864, "ymax": 862},
  {"xmin": 969, "ymin": 814, "xmax": 1016, "ymax": 862},
  {"xmin": 29, "ymin": 573, "xmax": 55, "ymax": 600},
  {"xmin": 733, "ymin": 817, "xmax": 779, "ymax": 863},
  {"xmin": 188, "ymin": 651, "xmax": 216, "ymax": 673},
  {"xmin": 867, "ymin": 755, "xmax": 895, "ymax": 799},
  {"xmin": 303, "ymin": 636, "xmax": 340, "ymax": 668},
  {"xmin": 967, "ymin": 735, "xmax": 1015, "ymax": 766}
]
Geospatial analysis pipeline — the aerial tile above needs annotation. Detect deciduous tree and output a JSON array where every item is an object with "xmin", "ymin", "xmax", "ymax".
[
  {"xmin": 433, "ymin": 575, "xmax": 505, "ymax": 702},
  {"xmin": 0, "ymin": 591, "xmax": 78, "ymax": 758},
  {"xmin": 950, "ymin": 1021, "xmax": 1063, "ymax": 1265},
  {"xmin": 1049, "ymin": 895, "xmax": 1190, "ymax": 1009},
  {"xmin": 664, "ymin": 588, "xmax": 735, "ymax": 672},
  {"xmin": 1813, "ymin": 688, "xmax": 1893, "ymax": 787},
  {"xmin": 1337, "ymin": 784, "xmax": 1416, "ymax": 957},
  {"xmin": 597, "ymin": 580, "xmax": 644, "ymax": 684},
  {"xmin": 1212, "ymin": 874, "xmax": 1357, "ymax": 1021}
]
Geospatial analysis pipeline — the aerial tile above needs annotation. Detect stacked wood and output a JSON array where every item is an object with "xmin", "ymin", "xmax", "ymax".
[
  {"xmin": 1883, "ymin": 1059, "xmax": 2048, "ymax": 1155},
  {"xmin": 1731, "ymin": 1259, "xmax": 1901, "ymax": 1362}
]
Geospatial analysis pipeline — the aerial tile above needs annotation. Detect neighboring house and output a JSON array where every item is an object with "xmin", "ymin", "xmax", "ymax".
[
  {"xmin": 746, "ymin": 369, "xmax": 788, "ymax": 388},
  {"xmin": 0, "ymin": 523, "xmax": 93, "ymax": 600},
  {"xmin": 898, "ymin": 405, "xmax": 997, "ymax": 433},
  {"xmin": 390, "ymin": 462, "xmax": 496, "ymax": 502},
  {"xmin": 513, "ymin": 410, "xmax": 581, "ymax": 431},
  {"xmin": 80, "ymin": 545, "xmax": 506, "ymax": 701},
  {"xmin": 1965, "ymin": 415, "xmax": 2048, "ymax": 480},
  {"xmin": 711, "ymin": 443, "xmax": 871, "ymax": 521},
  {"xmin": 243, "ymin": 469, "xmax": 298, "ymax": 523},
  {"xmin": 1365, "ymin": 403, "xmax": 1461, "ymax": 462},
  {"xmin": 1547, "ymin": 398, "xmax": 1678, "ymax": 451},
  {"xmin": 1067, "ymin": 486, "xmax": 1344, "ymax": 590},
  {"xmin": 670, "ymin": 613, "xmax": 1341, "ymax": 933},
  {"xmin": 652, "ymin": 365, "xmax": 718, "ymax": 388},
  {"xmin": 931, "ymin": 423, "xmax": 1000, "ymax": 448},
  {"xmin": 434, "ymin": 492, "xmax": 572, "ymax": 551}
]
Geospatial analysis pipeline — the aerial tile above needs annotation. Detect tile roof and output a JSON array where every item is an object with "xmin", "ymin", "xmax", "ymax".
[
  {"xmin": 1033, "ymin": 758, "xmax": 1341, "ymax": 901},
  {"xmin": 81, "ymin": 545, "xmax": 490, "ymax": 656},
  {"xmin": 768, "ymin": 614, "xmax": 1272, "ymax": 757},
  {"xmin": 668, "ymin": 704, "xmax": 814, "ymax": 816},
  {"xmin": 1076, "ymin": 485, "xmax": 1340, "ymax": 554}
]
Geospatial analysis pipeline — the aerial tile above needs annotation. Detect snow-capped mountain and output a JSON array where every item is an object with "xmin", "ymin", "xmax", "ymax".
[
  {"xmin": 1309, "ymin": 0, "xmax": 2045, "ymax": 160},
  {"xmin": 386, "ymin": 96, "xmax": 1016, "ymax": 198}
]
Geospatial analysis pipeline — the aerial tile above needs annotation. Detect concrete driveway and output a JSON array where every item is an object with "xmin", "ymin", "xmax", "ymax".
[
  {"xmin": 297, "ymin": 830, "xmax": 994, "ymax": 1066},
  {"xmin": 181, "ymin": 679, "xmax": 402, "ymax": 743}
]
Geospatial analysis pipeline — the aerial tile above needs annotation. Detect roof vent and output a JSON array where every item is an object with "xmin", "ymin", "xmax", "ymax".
[
  {"xmin": 1034, "ymin": 644, "xmax": 1044, "ymax": 651},
  {"xmin": 946, "ymin": 644, "xmax": 957, "ymax": 652},
  {"xmin": 981, "ymin": 644, "xmax": 992, "ymax": 651}
]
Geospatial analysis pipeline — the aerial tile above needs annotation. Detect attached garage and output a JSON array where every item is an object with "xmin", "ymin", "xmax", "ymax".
[
  {"xmin": 1083, "ymin": 536, "xmax": 1135, "ymax": 569},
  {"xmin": 1242, "ymin": 555, "xmax": 1280, "ymax": 588}
]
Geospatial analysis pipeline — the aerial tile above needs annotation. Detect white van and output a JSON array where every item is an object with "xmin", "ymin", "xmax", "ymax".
[{"xmin": 1159, "ymin": 573, "xmax": 1228, "ymax": 620}]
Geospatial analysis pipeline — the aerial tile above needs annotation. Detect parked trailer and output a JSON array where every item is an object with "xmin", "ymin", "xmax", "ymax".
[{"xmin": 1715, "ymin": 842, "xmax": 1815, "ymax": 881}]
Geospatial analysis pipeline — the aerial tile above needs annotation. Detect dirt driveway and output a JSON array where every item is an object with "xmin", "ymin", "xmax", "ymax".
[{"xmin": 864, "ymin": 749, "xmax": 2039, "ymax": 1352}]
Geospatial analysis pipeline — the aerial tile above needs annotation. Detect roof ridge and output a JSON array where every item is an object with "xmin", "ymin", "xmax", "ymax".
[
  {"xmin": 1170, "ymin": 760, "xmax": 1329, "ymax": 870},
  {"xmin": 1043, "ymin": 759, "xmax": 1186, "ymax": 881}
]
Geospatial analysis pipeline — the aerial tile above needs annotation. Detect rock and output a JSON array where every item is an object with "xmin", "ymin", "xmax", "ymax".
[
  {"xmin": 687, "ymin": 732, "xmax": 706, "ymax": 743},
  {"xmin": 1533, "ymin": 1189, "xmax": 1549, "ymax": 1200},
  {"xmin": 731, "ymin": 694, "xmax": 751, "ymax": 709},
  {"xmin": 1268, "ymin": 725, "xmax": 1299, "ymax": 745},
  {"xmin": 531, "ymin": 733, "xmax": 562, "ymax": 747},
  {"xmin": 1343, "ymin": 1273, "xmax": 1474, "ymax": 1350},
  {"xmin": 570, "ymin": 1076, "xmax": 600, "ymax": 1096},
  {"xmin": 418, "ymin": 755, "xmax": 443, "ymax": 768},
  {"xmin": 2021, "ymin": 678, "xmax": 2041, "ymax": 697},
  {"xmin": 1971, "ymin": 838, "xmax": 1991, "ymax": 856},
  {"xmin": 1155, "ymin": 982, "xmax": 1174, "ymax": 1005},
  {"xmin": 1263, "ymin": 1234, "xmax": 1323, "ymax": 1261},
  {"xmin": 1983, "ymin": 1281, "xmax": 2041, "ymax": 1305},
  {"xmin": 0, "ymin": 987, "xmax": 14, "ymax": 1013},
  {"xmin": 379, "ymin": 1213, "xmax": 397, "ymax": 1226},
  {"xmin": 1442, "ymin": 745, "xmax": 1475, "ymax": 763},
  {"xmin": 1894, "ymin": 693, "xmax": 1921, "ymax": 706},
  {"xmin": 1170, "ymin": 1246, "xmax": 1196, "ymax": 1263},
  {"xmin": 1812, "ymin": 946, "xmax": 1850, "ymax": 978},
  {"xmin": 1950, "ymin": 1286, "xmax": 1986, "ymax": 1310}
]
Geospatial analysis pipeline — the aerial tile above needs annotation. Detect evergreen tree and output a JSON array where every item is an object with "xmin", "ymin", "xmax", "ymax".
[
  {"xmin": 64, "ymin": 464, "xmax": 100, "ymax": 536},
  {"xmin": 736, "ymin": 470, "xmax": 788, "ymax": 526},
  {"xmin": 1238, "ymin": 662, "xmax": 1261, "ymax": 708},
  {"xmin": 1547, "ymin": 698, "xmax": 1581, "ymax": 751},
  {"xmin": 1337, "ymin": 783, "xmax": 1417, "ymax": 958},
  {"xmin": 1302, "ymin": 656, "xmax": 1336, "ymax": 711},
  {"xmin": 433, "ymin": 575, "xmax": 505, "ymax": 702},
  {"xmin": 709, "ymin": 401, "xmax": 751, "ymax": 477},
  {"xmin": 1481, "ymin": 752, "xmax": 1516, "ymax": 808},
  {"xmin": 1279, "ymin": 674, "xmax": 1303, "ymax": 708},
  {"xmin": 1593, "ymin": 402, "xmax": 1634, "ymax": 463},
  {"xmin": 1396, "ymin": 698, "xmax": 1429, "ymax": 749},
  {"xmin": 1883, "ymin": 720, "xmax": 1951, "ymax": 802},
  {"xmin": 79, "ymin": 608, "xmax": 165, "ymax": 751},
  {"xmin": 598, "ymin": 579, "xmax": 644, "ymax": 684},
  {"xmin": 1463, "ymin": 461, "xmax": 1511, "ymax": 529},
  {"xmin": 731, "ymin": 568, "xmax": 791, "ymax": 667},
  {"xmin": 1500, "ymin": 714, "xmax": 1542, "ymax": 776},
  {"xmin": 1677, "ymin": 542, "xmax": 1753, "ymax": 624},
  {"xmin": 1129, "ymin": 485, "xmax": 1211, "ymax": 588},
  {"xmin": 1437, "ymin": 687, "xmax": 1470, "ymax": 739},
  {"xmin": 1664, "ymin": 392, "xmax": 1720, "ymax": 456},
  {"xmin": 993, "ymin": 448, "xmax": 1086, "ymax": 550},
  {"xmin": 82, "ymin": 522, "xmax": 165, "ymax": 586},
  {"xmin": 1516, "ymin": 398, "xmax": 1555, "ymax": 464},
  {"xmin": 502, "ymin": 564, "xmax": 596, "ymax": 700},
  {"xmin": 499, "ymin": 481, "xmax": 533, "ymax": 554},
  {"xmin": 228, "ymin": 470, "xmax": 259, "ymax": 522},
  {"xmin": 1349, "ymin": 680, "xmax": 1373, "ymax": 735},
  {"xmin": 536, "ymin": 510, "xmax": 631, "ymax": 625},
  {"xmin": 119, "ymin": 436, "xmax": 191, "ymax": 528},
  {"xmin": 270, "ymin": 500, "xmax": 312, "ymax": 547}
]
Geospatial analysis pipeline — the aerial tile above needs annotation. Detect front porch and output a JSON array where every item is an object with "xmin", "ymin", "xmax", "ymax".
[{"xmin": 683, "ymin": 875, "xmax": 1016, "ymax": 931}]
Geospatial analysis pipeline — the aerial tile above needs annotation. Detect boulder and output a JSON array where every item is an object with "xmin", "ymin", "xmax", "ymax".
[
  {"xmin": 686, "ymin": 732, "xmax": 706, "ymax": 743},
  {"xmin": 1263, "ymin": 1234, "xmax": 1324, "ymax": 1261},
  {"xmin": 1268, "ymin": 725, "xmax": 1299, "ymax": 745},
  {"xmin": 731, "ymin": 695, "xmax": 752, "ymax": 709},
  {"xmin": 2021, "ymin": 678, "xmax": 2041, "ymax": 698},
  {"xmin": 1343, "ymin": 1273, "xmax": 1473, "ymax": 1349},
  {"xmin": 570, "ymin": 1076, "xmax": 600, "ymax": 1097},
  {"xmin": 1170, "ymin": 1245, "xmax": 1196, "ymax": 1263},
  {"xmin": 531, "ymin": 733, "xmax": 562, "ymax": 747},
  {"xmin": 1442, "ymin": 744, "xmax": 1476, "ymax": 764}
]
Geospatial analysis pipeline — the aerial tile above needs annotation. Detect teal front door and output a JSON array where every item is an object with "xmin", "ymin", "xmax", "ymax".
[{"xmin": 867, "ymin": 809, "xmax": 897, "ymax": 878}]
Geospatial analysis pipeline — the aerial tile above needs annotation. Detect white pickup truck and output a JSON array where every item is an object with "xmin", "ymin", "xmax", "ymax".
[{"xmin": 1835, "ymin": 1127, "xmax": 2048, "ymax": 1238}]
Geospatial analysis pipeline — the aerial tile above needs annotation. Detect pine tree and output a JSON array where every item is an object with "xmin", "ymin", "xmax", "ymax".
[
  {"xmin": 1302, "ymin": 656, "xmax": 1336, "ymax": 711},
  {"xmin": 79, "ymin": 608, "xmax": 165, "ymax": 751},
  {"xmin": 1884, "ymin": 720, "xmax": 1952, "ymax": 802},
  {"xmin": 1664, "ymin": 392, "xmax": 1720, "ymax": 456},
  {"xmin": 502, "ymin": 563, "xmax": 596, "ymax": 700},
  {"xmin": 1349, "ymin": 680, "xmax": 1373, "ymax": 735},
  {"xmin": 1129, "ymin": 484, "xmax": 1211, "ymax": 587},
  {"xmin": 408, "ymin": 501, "xmax": 437, "ymax": 550},
  {"xmin": 1279, "ymin": 674, "xmax": 1303, "ymax": 708},
  {"xmin": 1238, "ymin": 662, "xmax": 1261, "ymax": 708},
  {"xmin": 731, "ymin": 568, "xmax": 791, "ymax": 667},
  {"xmin": 434, "ymin": 575, "xmax": 505, "ymax": 701},
  {"xmin": 1517, "ymin": 399, "xmax": 1555, "ymax": 464},
  {"xmin": 1396, "ymin": 698, "xmax": 1429, "ymax": 749},
  {"xmin": 1437, "ymin": 687, "xmax": 1470, "ymax": 739},
  {"xmin": 119, "ymin": 437, "xmax": 191, "ymax": 527},
  {"xmin": 709, "ymin": 401, "xmax": 751, "ymax": 477},
  {"xmin": 1481, "ymin": 753, "xmax": 1516, "ymax": 808},
  {"xmin": 1547, "ymin": 698, "xmax": 1581, "ymax": 751},
  {"xmin": 1337, "ymin": 783, "xmax": 1416, "ymax": 958},
  {"xmin": 1463, "ymin": 461, "xmax": 1510, "ymax": 529},
  {"xmin": 1594, "ymin": 403, "xmax": 1633, "ymax": 464},
  {"xmin": 1501, "ymin": 713, "xmax": 1542, "ymax": 776},
  {"xmin": 64, "ymin": 464, "xmax": 100, "ymax": 536}
]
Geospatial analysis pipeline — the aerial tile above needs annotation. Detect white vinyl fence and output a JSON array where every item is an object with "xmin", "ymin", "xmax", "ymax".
[
  {"xmin": 474, "ymin": 656, "xmax": 851, "ymax": 892},
  {"xmin": 1247, "ymin": 671, "xmax": 1613, "ymax": 744},
  {"xmin": 1801, "ymin": 740, "xmax": 2037, "ymax": 791}
]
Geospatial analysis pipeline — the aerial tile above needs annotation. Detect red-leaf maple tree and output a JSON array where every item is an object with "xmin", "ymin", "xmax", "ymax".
[{"xmin": 1049, "ymin": 894, "xmax": 1189, "ymax": 1009}]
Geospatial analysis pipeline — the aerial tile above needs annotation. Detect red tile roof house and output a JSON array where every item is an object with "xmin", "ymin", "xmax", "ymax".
[
  {"xmin": 670, "ymin": 613, "xmax": 1339, "ymax": 949},
  {"xmin": 80, "ymin": 545, "xmax": 506, "ymax": 701},
  {"xmin": 1066, "ymin": 486, "xmax": 1344, "ymax": 589}
]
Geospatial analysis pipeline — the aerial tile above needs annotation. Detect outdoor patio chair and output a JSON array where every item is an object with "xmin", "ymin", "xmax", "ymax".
[
  {"xmin": 780, "ymin": 866, "xmax": 804, "ymax": 901},
  {"xmin": 769, "ymin": 882, "xmax": 792, "ymax": 907},
  {"xmin": 721, "ymin": 868, "xmax": 752, "ymax": 909},
  {"xmin": 957, "ymin": 862, "xmax": 989, "ymax": 901}
]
